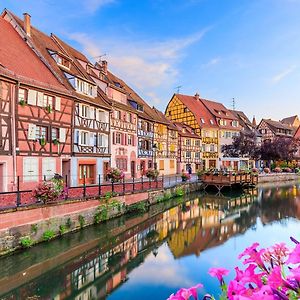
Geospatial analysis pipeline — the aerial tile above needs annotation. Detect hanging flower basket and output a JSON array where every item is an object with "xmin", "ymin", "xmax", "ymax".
[
  {"xmin": 52, "ymin": 139, "xmax": 60, "ymax": 146},
  {"xmin": 40, "ymin": 137, "xmax": 47, "ymax": 146},
  {"xmin": 19, "ymin": 99, "xmax": 26, "ymax": 107},
  {"xmin": 146, "ymin": 168, "xmax": 159, "ymax": 180},
  {"xmin": 45, "ymin": 105, "xmax": 52, "ymax": 114}
]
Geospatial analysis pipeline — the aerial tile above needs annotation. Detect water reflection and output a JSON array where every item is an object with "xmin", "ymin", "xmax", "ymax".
[{"xmin": 1, "ymin": 182, "xmax": 300, "ymax": 300}]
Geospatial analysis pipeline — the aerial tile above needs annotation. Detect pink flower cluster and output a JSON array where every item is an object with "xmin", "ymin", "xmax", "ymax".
[{"xmin": 168, "ymin": 237, "xmax": 300, "ymax": 300}]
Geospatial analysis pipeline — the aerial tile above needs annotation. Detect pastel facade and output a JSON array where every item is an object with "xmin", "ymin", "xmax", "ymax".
[{"xmin": 173, "ymin": 123, "xmax": 201, "ymax": 173}]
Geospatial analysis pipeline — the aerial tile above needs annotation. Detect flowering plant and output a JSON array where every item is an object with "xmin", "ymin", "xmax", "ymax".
[
  {"xmin": 146, "ymin": 168, "xmax": 159, "ymax": 179},
  {"xmin": 264, "ymin": 167, "xmax": 271, "ymax": 173},
  {"xmin": 33, "ymin": 175, "xmax": 65, "ymax": 204},
  {"xmin": 181, "ymin": 172, "xmax": 191, "ymax": 181},
  {"xmin": 283, "ymin": 167, "xmax": 292, "ymax": 173},
  {"xmin": 107, "ymin": 168, "xmax": 125, "ymax": 183},
  {"xmin": 168, "ymin": 237, "xmax": 300, "ymax": 300},
  {"xmin": 274, "ymin": 167, "xmax": 282, "ymax": 173}
]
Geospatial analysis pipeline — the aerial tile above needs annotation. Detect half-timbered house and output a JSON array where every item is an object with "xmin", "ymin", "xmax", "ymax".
[
  {"xmin": 173, "ymin": 122, "xmax": 201, "ymax": 173},
  {"xmin": 4, "ymin": 10, "xmax": 112, "ymax": 186},
  {"xmin": 0, "ymin": 13, "xmax": 73, "ymax": 190}
]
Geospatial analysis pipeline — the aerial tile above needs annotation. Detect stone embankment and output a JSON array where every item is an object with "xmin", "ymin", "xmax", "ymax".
[
  {"xmin": 258, "ymin": 173, "xmax": 300, "ymax": 183},
  {"xmin": 0, "ymin": 181, "xmax": 203, "ymax": 256}
]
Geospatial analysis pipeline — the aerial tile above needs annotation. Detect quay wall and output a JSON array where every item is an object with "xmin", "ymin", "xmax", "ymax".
[
  {"xmin": 0, "ymin": 182, "xmax": 203, "ymax": 256},
  {"xmin": 258, "ymin": 173, "xmax": 300, "ymax": 183}
]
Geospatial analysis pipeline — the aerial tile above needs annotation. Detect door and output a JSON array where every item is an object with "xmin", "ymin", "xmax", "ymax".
[
  {"xmin": 131, "ymin": 161, "xmax": 136, "ymax": 178},
  {"xmin": 140, "ymin": 160, "xmax": 146, "ymax": 176},
  {"xmin": 62, "ymin": 160, "xmax": 71, "ymax": 184},
  {"xmin": 103, "ymin": 161, "xmax": 109, "ymax": 182},
  {"xmin": 79, "ymin": 164, "xmax": 95, "ymax": 185}
]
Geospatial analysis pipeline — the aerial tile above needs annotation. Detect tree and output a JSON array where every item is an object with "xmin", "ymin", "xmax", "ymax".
[
  {"xmin": 260, "ymin": 137, "xmax": 300, "ymax": 162},
  {"xmin": 222, "ymin": 131, "xmax": 260, "ymax": 160}
]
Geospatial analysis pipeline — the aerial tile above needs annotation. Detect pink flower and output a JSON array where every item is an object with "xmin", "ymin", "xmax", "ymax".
[
  {"xmin": 287, "ymin": 243, "xmax": 300, "ymax": 264},
  {"xmin": 267, "ymin": 266, "xmax": 284, "ymax": 289},
  {"xmin": 167, "ymin": 284, "xmax": 203, "ymax": 300},
  {"xmin": 234, "ymin": 264, "xmax": 264, "ymax": 288},
  {"xmin": 208, "ymin": 267, "xmax": 229, "ymax": 283},
  {"xmin": 289, "ymin": 265, "xmax": 300, "ymax": 281},
  {"xmin": 238, "ymin": 243, "xmax": 260, "ymax": 260},
  {"xmin": 227, "ymin": 280, "xmax": 247, "ymax": 300}
]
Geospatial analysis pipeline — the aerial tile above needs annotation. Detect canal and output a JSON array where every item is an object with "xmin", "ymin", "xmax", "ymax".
[{"xmin": 0, "ymin": 182, "xmax": 300, "ymax": 300}]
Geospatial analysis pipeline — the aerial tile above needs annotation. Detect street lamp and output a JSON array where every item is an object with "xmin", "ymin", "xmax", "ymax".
[{"xmin": 153, "ymin": 143, "xmax": 157, "ymax": 170}]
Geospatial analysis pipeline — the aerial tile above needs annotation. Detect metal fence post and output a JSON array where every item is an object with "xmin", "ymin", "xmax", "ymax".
[
  {"xmin": 65, "ymin": 175, "xmax": 68, "ymax": 200},
  {"xmin": 141, "ymin": 176, "xmax": 144, "ymax": 190},
  {"xmin": 83, "ymin": 175, "xmax": 86, "ymax": 198},
  {"xmin": 162, "ymin": 174, "xmax": 164, "ymax": 188},
  {"xmin": 132, "ymin": 176, "xmax": 135, "ymax": 193},
  {"xmin": 149, "ymin": 177, "xmax": 151, "ymax": 189},
  {"xmin": 112, "ymin": 179, "xmax": 114, "ymax": 194},
  {"xmin": 123, "ymin": 177, "xmax": 125, "ymax": 194},
  {"xmin": 98, "ymin": 174, "xmax": 101, "ymax": 197},
  {"xmin": 16, "ymin": 176, "xmax": 21, "ymax": 207},
  {"xmin": 43, "ymin": 175, "xmax": 46, "ymax": 181}
]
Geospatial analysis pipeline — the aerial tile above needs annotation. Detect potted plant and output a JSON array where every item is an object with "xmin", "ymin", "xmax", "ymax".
[
  {"xmin": 181, "ymin": 172, "xmax": 191, "ymax": 182},
  {"xmin": 45, "ymin": 104, "xmax": 52, "ymax": 113},
  {"xmin": 107, "ymin": 168, "xmax": 125, "ymax": 183},
  {"xmin": 263, "ymin": 167, "xmax": 270, "ymax": 174},
  {"xmin": 146, "ymin": 168, "xmax": 159, "ymax": 180},
  {"xmin": 40, "ymin": 137, "xmax": 47, "ymax": 146},
  {"xmin": 19, "ymin": 99, "xmax": 26, "ymax": 107},
  {"xmin": 52, "ymin": 139, "xmax": 60, "ymax": 146},
  {"xmin": 196, "ymin": 170, "xmax": 205, "ymax": 180},
  {"xmin": 274, "ymin": 167, "xmax": 282, "ymax": 173}
]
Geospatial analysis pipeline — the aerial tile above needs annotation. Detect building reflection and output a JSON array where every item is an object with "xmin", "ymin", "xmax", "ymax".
[{"xmin": 2, "ymin": 185, "xmax": 300, "ymax": 300}]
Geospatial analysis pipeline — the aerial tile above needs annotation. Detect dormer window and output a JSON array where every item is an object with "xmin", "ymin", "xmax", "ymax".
[
  {"xmin": 114, "ymin": 81, "xmax": 122, "ymax": 88},
  {"xmin": 201, "ymin": 118, "xmax": 205, "ymax": 124},
  {"xmin": 210, "ymin": 119, "xmax": 214, "ymax": 125},
  {"xmin": 49, "ymin": 50, "xmax": 71, "ymax": 70},
  {"xmin": 137, "ymin": 104, "xmax": 144, "ymax": 112},
  {"xmin": 75, "ymin": 78, "xmax": 97, "ymax": 97},
  {"xmin": 232, "ymin": 120, "xmax": 239, "ymax": 127}
]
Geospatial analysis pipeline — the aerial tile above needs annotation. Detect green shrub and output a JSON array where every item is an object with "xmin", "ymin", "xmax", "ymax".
[
  {"xmin": 20, "ymin": 236, "xmax": 33, "ymax": 248},
  {"xmin": 66, "ymin": 218, "xmax": 72, "ymax": 228},
  {"xmin": 78, "ymin": 215, "xmax": 85, "ymax": 228},
  {"xmin": 163, "ymin": 192, "xmax": 172, "ymax": 201},
  {"xmin": 175, "ymin": 187, "xmax": 184, "ymax": 197},
  {"xmin": 43, "ymin": 230, "xmax": 55, "ymax": 242},
  {"xmin": 126, "ymin": 201, "xmax": 147, "ymax": 213},
  {"xmin": 31, "ymin": 224, "xmax": 38, "ymax": 234},
  {"xmin": 59, "ymin": 225, "xmax": 67, "ymax": 235},
  {"xmin": 94, "ymin": 206, "xmax": 108, "ymax": 224}
]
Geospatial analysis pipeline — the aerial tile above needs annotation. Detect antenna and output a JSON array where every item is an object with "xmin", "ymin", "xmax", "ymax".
[
  {"xmin": 231, "ymin": 97, "xmax": 236, "ymax": 110},
  {"xmin": 175, "ymin": 85, "xmax": 182, "ymax": 94},
  {"xmin": 91, "ymin": 53, "xmax": 107, "ymax": 62}
]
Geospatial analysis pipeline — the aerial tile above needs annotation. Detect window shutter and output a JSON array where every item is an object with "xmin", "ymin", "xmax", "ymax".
[
  {"xmin": 55, "ymin": 97, "xmax": 61, "ymax": 110},
  {"xmin": 78, "ymin": 104, "xmax": 83, "ymax": 117},
  {"xmin": 124, "ymin": 134, "xmax": 127, "ymax": 146},
  {"xmin": 132, "ymin": 136, "xmax": 136, "ymax": 146},
  {"xmin": 27, "ymin": 90, "xmax": 37, "ymax": 105},
  {"xmin": 90, "ymin": 132, "xmax": 95, "ymax": 146},
  {"xmin": 28, "ymin": 124, "xmax": 37, "ymax": 140},
  {"xmin": 92, "ymin": 86, "xmax": 97, "ymax": 97},
  {"xmin": 23, "ymin": 158, "xmax": 38, "ymax": 182},
  {"xmin": 78, "ymin": 131, "xmax": 82, "ymax": 145},
  {"xmin": 37, "ymin": 92, "xmax": 44, "ymax": 107},
  {"xmin": 59, "ymin": 128, "xmax": 66, "ymax": 143},
  {"xmin": 112, "ymin": 132, "xmax": 115, "ymax": 145},
  {"xmin": 42, "ymin": 158, "xmax": 56, "ymax": 180}
]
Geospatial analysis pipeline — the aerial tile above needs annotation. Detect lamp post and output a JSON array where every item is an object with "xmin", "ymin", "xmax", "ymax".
[{"xmin": 153, "ymin": 143, "xmax": 157, "ymax": 170}]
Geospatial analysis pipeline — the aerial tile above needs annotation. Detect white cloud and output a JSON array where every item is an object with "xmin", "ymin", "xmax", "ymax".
[
  {"xmin": 84, "ymin": 0, "xmax": 116, "ymax": 13},
  {"xmin": 271, "ymin": 65, "xmax": 297, "ymax": 83},
  {"xmin": 69, "ymin": 28, "xmax": 209, "ymax": 105},
  {"xmin": 202, "ymin": 57, "xmax": 221, "ymax": 68}
]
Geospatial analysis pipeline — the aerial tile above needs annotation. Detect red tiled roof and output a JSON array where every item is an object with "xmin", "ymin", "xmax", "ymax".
[
  {"xmin": 174, "ymin": 94, "xmax": 218, "ymax": 128},
  {"xmin": 173, "ymin": 122, "xmax": 201, "ymax": 138},
  {"xmin": 0, "ymin": 17, "xmax": 64, "ymax": 90}
]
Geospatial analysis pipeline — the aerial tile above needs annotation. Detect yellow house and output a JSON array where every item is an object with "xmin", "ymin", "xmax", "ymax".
[
  {"xmin": 165, "ymin": 93, "xmax": 219, "ymax": 169},
  {"xmin": 152, "ymin": 107, "xmax": 178, "ymax": 175}
]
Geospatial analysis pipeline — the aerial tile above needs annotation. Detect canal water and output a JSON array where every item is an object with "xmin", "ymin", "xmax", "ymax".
[{"xmin": 1, "ymin": 182, "xmax": 300, "ymax": 300}]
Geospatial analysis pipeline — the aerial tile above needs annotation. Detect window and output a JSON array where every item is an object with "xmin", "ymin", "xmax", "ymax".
[
  {"xmin": 202, "ymin": 145, "xmax": 206, "ymax": 152},
  {"xmin": 81, "ymin": 105, "xmax": 89, "ymax": 118},
  {"xmin": 128, "ymin": 134, "xmax": 133, "ymax": 145},
  {"xmin": 186, "ymin": 139, "xmax": 191, "ymax": 146},
  {"xmin": 201, "ymin": 118, "xmax": 205, "ymax": 124},
  {"xmin": 210, "ymin": 119, "xmax": 214, "ymax": 125},
  {"xmin": 42, "ymin": 158, "xmax": 56, "ymax": 180},
  {"xmin": 51, "ymin": 128, "xmax": 59, "ymax": 141},
  {"xmin": 232, "ymin": 120, "xmax": 239, "ymax": 127},
  {"xmin": 170, "ymin": 160, "xmax": 175, "ymax": 169},
  {"xmin": 116, "ymin": 133, "xmax": 122, "ymax": 144},
  {"xmin": 18, "ymin": 88, "xmax": 26, "ymax": 103},
  {"xmin": 35, "ymin": 126, "xmax": 48, "ymax": 140},
  {"xmin": 80, "ymin": 131, "xmax": 89, "ymax": 145},
  {"xmin": 195, "ymin": 152, "xmax": 200, "ymax": 159},
  {"xmin": 159, "ymin": 160, "xmax": 164, "ymax": 170},
  {"xmin": 195, "ymin": 140, "xmax": 200, "ymax": 146},
  {"xmin": 115, "ymin": 110, "xmax": 121, "ymax": 119},
  {"xmin": 79, "ymin": 164, "xmax": 95, "ymax": 180},
  {"xmin": 210, "ymin": 144, "xmax": 215, "ymax": 152},
  {"xmin": 23, "ymin": 157, "xmax": 38, "ymax": 182},
  {"xmin": 137, "ymin": 104, "xmax": 144, "ymax": 112},
  {"xmin": 43, "ymin": 94, "xmax": 54, "ymax": 108},
  {"xmin": 116, "ymin": 158, "xmax": 127, "ymax": 171},
  {"xmin": 186, "ymin": 151, "xmax": 191, "ymax": 158},
  {"xmin": 76, "ymin": 79, "xmax": 96, "ymax": 97}
]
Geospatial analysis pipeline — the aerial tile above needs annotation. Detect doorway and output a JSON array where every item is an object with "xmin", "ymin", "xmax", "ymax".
[
  {"xmin": 131, "ymin": 161, "xmax": 136, "ymax": 178},
  {"xmin": 62, "ymin": 160, "xmax": 70, "ymax": 185},
  {"xmin": 0, "ymin": 163, "xmax": 4, "ymax": 192},
  {"xmin": 103, "ymin": 161, "xmax": 110, "ymax": 182}
]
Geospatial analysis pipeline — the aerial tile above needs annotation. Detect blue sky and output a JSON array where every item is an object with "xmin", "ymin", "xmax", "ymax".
[{"xmin": 2, "ymin": 0, "xmax": 300, "ymax": 120}]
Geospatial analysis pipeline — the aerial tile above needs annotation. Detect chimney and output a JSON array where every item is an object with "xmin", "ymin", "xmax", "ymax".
[
  {"xmin": 101, "ymin": 60, "xmax": 108, "ymax": 75},
  {"xmin": 23, "ymin": 13, "xmax": 31, "ymax": 37},
  {"xmin": 194, "ymin": 93, "xmax": 200, "ymax": 101},
  {"xmin": 252, "ymin": 116, "xmax": 257, "ymax": 127}
]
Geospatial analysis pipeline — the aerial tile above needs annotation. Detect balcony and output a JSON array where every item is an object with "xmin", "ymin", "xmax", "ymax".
[
  {"xmin": 202, "ymin": 137, "xmax": 218, "ymax": 144},
  {"xmin": 137, "ymin": 129, "xmax": 154, "ymax": 138},
  {"xmin": 138, "ymin": 149, "xmax": 153, "ymax": 157}
]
